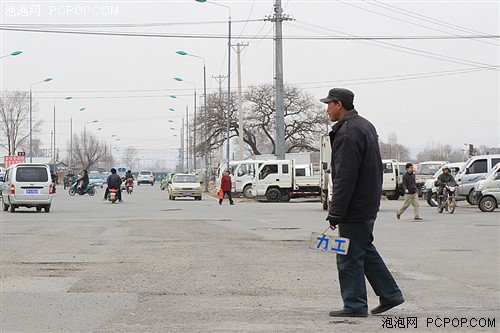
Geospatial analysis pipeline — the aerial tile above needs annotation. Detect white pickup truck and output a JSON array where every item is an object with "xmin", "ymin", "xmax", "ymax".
[{"xmin": 252, "ymin": 159, "xmax": 321, "ymax": 202}]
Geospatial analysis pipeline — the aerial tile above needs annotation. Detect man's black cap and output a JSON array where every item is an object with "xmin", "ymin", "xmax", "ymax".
[{"xmin": 320, "ymin": 88, "xmax": 355, "ymax": 104}]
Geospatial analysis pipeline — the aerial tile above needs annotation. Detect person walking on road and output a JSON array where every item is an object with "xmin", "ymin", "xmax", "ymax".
[
  {"xmin": 321, "ymin": 88, "xmax": 404, "ymax": 318},
  {"xmin": 397, "ymin": 163, "xmax": 422, "ymax": 221},
  {"xmin": 219, "ymin": 171, "xmax": 234, "ymax": 205}
]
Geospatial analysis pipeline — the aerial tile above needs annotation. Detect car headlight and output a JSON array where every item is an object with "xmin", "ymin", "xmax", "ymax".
[{"xmin": 475, "ymin": 184, "xmax": 483, "ymax": 191}]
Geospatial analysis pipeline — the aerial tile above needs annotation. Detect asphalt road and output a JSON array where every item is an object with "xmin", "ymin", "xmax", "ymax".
[{"xmin": 1, "ymin": 184, "xmax": 498, "ymax": 332}]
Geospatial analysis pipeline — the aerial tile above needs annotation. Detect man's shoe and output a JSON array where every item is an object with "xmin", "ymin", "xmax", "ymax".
[
  {"xmin": 329, "ymin": 308, "xmax": 368, "ymax": 318},
  {"xmin": 371, "ymin": 298, "xmax": 405, "ymax": 315},
  {"xmin": 414, "ymin": 217, "xmax": 423, "ymax": 221},
  {"xmin": 230, "ymin": 202, "xmax": 234, "ymax": 205},
  {"xmin": 396, "ymin": 212, "xmax": 401, "ymax": 220},
  {"xmin": 119, "ymin": 200, "xmax": 123, "ymax": 202}
]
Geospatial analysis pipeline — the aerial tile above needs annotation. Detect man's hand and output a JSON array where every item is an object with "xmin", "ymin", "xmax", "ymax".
[
  {"xmin": 405, "ymin": 189, "xmax": 409, "ymax": 194},
  {"xmin": 326, "ymin": 215, "xmax": 341, "ymax": 228}
]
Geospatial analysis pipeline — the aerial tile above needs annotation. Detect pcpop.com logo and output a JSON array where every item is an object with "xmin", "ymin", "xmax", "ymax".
[{"xmin": 49, "ymin": 5, "xmax": 119, "ymax": 16}]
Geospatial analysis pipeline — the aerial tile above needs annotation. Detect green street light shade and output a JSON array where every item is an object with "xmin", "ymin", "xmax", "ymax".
[
  {"xmin": 195, "ymin": 0, "xmax": 207, "ymax": 3},
  {"xmin": 79, "ymin": 108, "xmax": 86, "ymax": 111},
  {"xmin": 92, "ymin": 120, "xmax": 98, "ymax": 123},
  {"xmin": 97, "ymin": 128, "xmax": 103, "ymax": 131},
  {"xmin": 65, "ymin": 96, "xmax": 72, "ymax": 100},
  {"xmin": 169, "ymin": 95, "xmax": 177, "ymax": 99},
  {"xmin": 168, "ymin": 120, "xmax": 174, "ymax": 122},
  {"xmin": 176, "ymin": 50, "xmax": 188, "ymax": 56},
  {"xmin": 174, "ymin": 77, "xmax": 183, "ymax": 81},
  {"xmin": 43, "ymin": 78, "xmax": 53, "ymax": 82},
  {"xmin": 11, "ymin": 51, "xmax": 22, "ymax": 56},
  {"xmin": 170, "ymin": 128, "xmax": 176, "ymax": 130},
  {"xmin": 169, "ymin": 108, "xmax": 175, "ymax": 112}
]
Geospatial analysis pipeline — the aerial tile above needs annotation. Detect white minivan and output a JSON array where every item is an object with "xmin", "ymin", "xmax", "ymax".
[
  {"xmin": 472, "ymin": 162, "xmax": 500, "ymax": 212},
  {"xmin": 455, "ymin": 154, "xmax": 500, "ymax": 204},
  {"xmin": 1, "ymin": 163, "xmax": 53, "ymax": 213}
]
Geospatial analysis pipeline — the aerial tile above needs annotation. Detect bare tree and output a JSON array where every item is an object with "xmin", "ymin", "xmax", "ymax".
[
  {"xmin": 194, "ymin": 83, "xmax": 328, "ymax": 157},
  {"xmin": 416, "ymin": 142, "xmax": 464, "ymax": 162},
  {"xmin": 70, "ymin": 132, "xmax": 107, "ymax": 170},
  {"xmin": 379, "ymin": 133, "xmax": 411, "ymax": 161},
  {"xmin": 0, "ymin": 91, "xmax": 43, "ymax": 156}
]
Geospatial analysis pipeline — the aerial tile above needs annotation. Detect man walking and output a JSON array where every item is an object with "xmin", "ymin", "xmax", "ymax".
[
  {"xmin": 397, "ymin": 163, "xmax": 422, "ymax": 221},
  {"xmin": 321, "ymin": 88, "xmax": 404, "ymax": 317}
]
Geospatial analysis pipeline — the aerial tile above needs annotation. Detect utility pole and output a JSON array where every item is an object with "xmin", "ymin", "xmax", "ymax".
[
  {"xmin": 212, "ymin": 75, "xmax": 227, "ymax": 99},
  {"xmin": 265, "ymin": 0, "xmax": 293, "ymax": 159},
  {"xmin": 231, "ymin": 42, "xmax": 249, "ymax": 161},
  {"xmin": 181, "ymin": 118, "xmax": 185, "ymax": 171}
]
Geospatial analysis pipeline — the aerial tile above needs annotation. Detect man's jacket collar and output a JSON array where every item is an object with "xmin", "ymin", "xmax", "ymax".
[{"xmin": 331, "ymin": 109, "xmax": 358, "ymax": 133}]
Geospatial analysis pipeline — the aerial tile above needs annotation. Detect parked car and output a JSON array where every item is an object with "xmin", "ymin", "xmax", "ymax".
[
  {"xmin": 472, "ymin": 162, "xmax": 500, "ymax": 212},
  {"xmin": 88, "ymin": 172, "xmax": 104, "ymax": 188},
  {"xmin": 137, "ymin": 170, "xmax": 155, "ymax": 186},
  {"xmin": 160, "ymin": 173, "xmax": 175, "ymax": 190},
  {"xmin": 455, "ymin": 154, "xmax": 500, "ymax": 204},
  {"xmin": 167, "ymin": 173, "xmax": 202, "ymax": 200},
  {"xmin": 1, "ymin": 163, "xmax": 53, "ymax": 213}
]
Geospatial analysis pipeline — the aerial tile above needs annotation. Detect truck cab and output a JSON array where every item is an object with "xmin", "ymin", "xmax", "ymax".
[{"xmin": 381, "ymin": 159, "xmax": 401, "ymax": 200}]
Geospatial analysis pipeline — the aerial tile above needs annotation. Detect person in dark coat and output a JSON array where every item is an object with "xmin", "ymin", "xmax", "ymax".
[
  {"xmin": 321, "ymin": 88, "xmax": 404, "ymax": 318},
  {"xmin": 104, "ymin": 168, "xmax": 122, "ymax": 202},
  {"xmin": 219, "ymin": 171, "xmax": 234, "ymax": 205},
  {"xmin": 397, "ymin": 163, "xmax": 422, "ymax": 221},
  {"xmin": 77, "ymin": 170, "xmax": 89, "ymax": 194}
]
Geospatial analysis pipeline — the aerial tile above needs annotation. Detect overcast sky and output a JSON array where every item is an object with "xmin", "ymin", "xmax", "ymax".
[{"xmin": 1, "ymin": 0, "xmax": 498, "ymax": 170}]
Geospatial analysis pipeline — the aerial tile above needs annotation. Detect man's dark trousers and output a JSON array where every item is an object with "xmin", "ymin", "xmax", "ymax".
[{"xmin": 337, "ymin": 220, "xmax": 403, "ymax": 312}]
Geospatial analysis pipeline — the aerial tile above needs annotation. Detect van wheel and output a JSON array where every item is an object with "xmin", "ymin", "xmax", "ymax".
[
  {"xmin": 44, "ymin": 205, "xmax": 51, "ymax": 213},
  {"xmin": 243, "ymin": 185, "xmax": 254, "ymax": 199},
  {"xmin": 280, "ymin": 191, "xmax": 291, "ymax": 202},
  {"xmin": 266, "ymin": 188, "xmax": 281, "ymax": 202},
  {"xmin": 466, "ymin": 191, "xmax": 475, "ymax": 205},
  {"xmin": 36, "ymin": 206, "xmax": 42, "ymax": 212},
  {"xmin": 3, "ymin": 202, "xmax": 8, "ymax": 211},
  {"xmin": 9, "ymin": 204, "xmax": 15, "ymax": 213},
  {"xmin": 479, "ymin": 196, "xmax": 496, "ymax": 212}
]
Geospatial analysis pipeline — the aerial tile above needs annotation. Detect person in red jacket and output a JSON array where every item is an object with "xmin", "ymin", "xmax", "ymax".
[{"xmin": 219, "ymin": 171, "xmax": 234, "ymax": 205}]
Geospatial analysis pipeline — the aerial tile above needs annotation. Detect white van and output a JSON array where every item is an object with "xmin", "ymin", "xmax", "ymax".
[
  {"xmin": 472, "ymin": 162, "xmax": 500, "ymax": 212},
  {"xmin": 455, "ymin": 154, "xmax": 500, "ymax": 204},
  {"xmin": 1, "ymin": 163, "xmax": 53, "ymax": 213},
  {"xmin": 217, "ymin": 160, "xmax": 265, "ymax": 198}
]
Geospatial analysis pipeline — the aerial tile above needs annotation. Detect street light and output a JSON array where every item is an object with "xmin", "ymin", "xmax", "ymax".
[
  {"xmin": 174, "ymin": 77, "xmax": 198, "ymax": 172},
  {"xmin": 0, "ymin": 50, "xmax": 22, "ymax": 59},
  {"xmin": 69, "ymin": 107, "xmax": 86, "ymax": 170},
  {"xmin": 29, "ymin": 77, "xmax": 53, "ymax": 162},
  {"xmin": 176, "ymin": 49, "xmax": 208, "ymax": 191},
  {"xmin": 195, "ymin": 0, "xmax": 231, "ymax": 168},
  {"xmin": 53, "ymin": 96, "xmax": 72, "ymax": 172},
  {"xmin": 170, "ymin": 95, "xmax": 190, "ymax": 172}
]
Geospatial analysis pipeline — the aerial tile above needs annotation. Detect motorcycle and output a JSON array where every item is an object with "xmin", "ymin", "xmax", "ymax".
[
  {"xmin": 437, "ymin": 182, "xmax": 457, "ymax": 214},
  {"xmin": 107, "ymin": 187, "xmax": 119, "ymax": 203},
  {"xmin": 125, "ymin": 178, "xmax": 134, "ymax": 194},
  {"xmin": 68, "ymin": 181, "xmax": 96, "ymax": 196}
]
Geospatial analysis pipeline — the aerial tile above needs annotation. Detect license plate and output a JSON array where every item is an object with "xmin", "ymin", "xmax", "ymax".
[
  {"xmin": 25, "ymin": 189, "xmax": 39, "ymax": 195},
  {"xmin": 182, "ymin": 192, "xmax": 191, "ymax": 196}
]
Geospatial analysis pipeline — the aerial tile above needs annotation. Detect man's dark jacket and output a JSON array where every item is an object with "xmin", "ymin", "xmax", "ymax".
[
  {"xmin": 402, "ymin": 172, "xmax": 417, "ymax": 194},
  {"xmin": 328, "ymin": 110, "xmax": 382, "ymax": 222},
  {"xmin": 107, "ymin": 173, "xmax": 122, "ymax": 189}
]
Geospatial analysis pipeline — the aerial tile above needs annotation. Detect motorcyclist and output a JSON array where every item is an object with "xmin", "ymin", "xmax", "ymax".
[
  {"xmin": 50, "ymin": 171, "xmax": 58, "ymax": 193},
  {"xmin": 435, "ymin": 167, "xmax": 456, "ymax": 201},
  {"xmin": 104, "ymin": 168, "xmax": 123, "ymax": 202},
  {"xmin": 124, "ymin": 170, "xmax": 133, "ymax": 181},
  {"xmin": 123, "ymin": 170, "xmax": 134, "ymax": 191},
  {"xmin": 77, "ymin": 170, "xmax": 89, "ymax": 195}
]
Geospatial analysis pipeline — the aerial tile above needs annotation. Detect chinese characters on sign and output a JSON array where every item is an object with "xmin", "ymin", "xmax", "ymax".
[
  {"xmin": 4, "ymin": 155, "xmax": 26, "ymax": 168},
  {"xmin": 308, "ymin": 232, "xmax": 350, "ymax": 255}
]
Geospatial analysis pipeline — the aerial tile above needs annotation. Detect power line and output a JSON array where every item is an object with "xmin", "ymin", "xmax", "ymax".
[{"xmin": 0, "ymin": 26, "xmax": 497, "ymax": 41}]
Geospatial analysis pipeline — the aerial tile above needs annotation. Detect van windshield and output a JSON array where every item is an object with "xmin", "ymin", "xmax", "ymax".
[
  {"xmin": 16, "ymin": 167, "xmax": 49, "ymax": 182},
  {"xmin": 417, "ymin": 164, "xmax": 442, "ymax": 175}
]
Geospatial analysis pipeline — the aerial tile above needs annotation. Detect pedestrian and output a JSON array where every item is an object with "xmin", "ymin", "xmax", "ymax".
[
  {"xmin": 321, "ymin": 88, "xmax": 404, "ymax": 317},
  {"xmin": 219, "ymin": 171, "xmax": 234, "ymax": 205},
  {"xmin": 50, "ymin": 171, "xmax": 57, "ymax": 193},
  {"xmin": 396, "ymin": 163, "xmax": 422, "ymax": 221}
]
